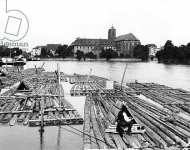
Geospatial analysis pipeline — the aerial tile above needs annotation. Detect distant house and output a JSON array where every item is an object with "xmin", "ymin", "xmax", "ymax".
[
  {"xmin": 147, "ymin": 44, "xmax": 160, "ymax": 58},
  {"xmin": 31, "ymin": 46, "xmax": 46, "ymax": 56},
  {"xmin": 71, "ymin": 26, "xmax": 140, "ymax": 58}
]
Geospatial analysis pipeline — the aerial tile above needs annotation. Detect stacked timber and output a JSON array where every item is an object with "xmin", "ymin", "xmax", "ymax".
[
  {"xmin": 70, "ymin": 75, "xmax": 107, "ymax": 96},
  {"xmin": 0, "ymin": 68, "xmax": 83, "ymax": 127},
  {"xmin": 84, "ymin": 94, "xmax": 152, "ymax": 149},
  {"xmin": 83, "ymin": 82, "xmax": 190, "ymax": 149},
  {"xmin": 127, "ymin": 82, "xmax": 190, "ymax": 116}
]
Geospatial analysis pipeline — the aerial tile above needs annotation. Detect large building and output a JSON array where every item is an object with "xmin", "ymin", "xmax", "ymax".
[
  {"xmin": 71, "ymin": 26, "xmax": 140, "ymax": 57},
  {"xmin": 71, "ymin": 38, "xmax": 116, "ymax": 57}
]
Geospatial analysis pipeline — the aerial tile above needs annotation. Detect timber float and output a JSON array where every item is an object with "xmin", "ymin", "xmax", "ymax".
[{"xmin": 0, "ymin": 66, "xmax": 190, "ymax": 150}]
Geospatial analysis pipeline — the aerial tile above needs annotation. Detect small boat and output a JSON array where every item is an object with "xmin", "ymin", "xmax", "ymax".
[
  {"xmin": 14, "ymin": 56, "xmax": 26, "ymax": 66},
  {"xmin": 2, "ymin": 57, "xmax": 13, "ymax": 65},
  {"xmin": 2, "ymin": 56, "xmax": 26, "ymax": 66}
]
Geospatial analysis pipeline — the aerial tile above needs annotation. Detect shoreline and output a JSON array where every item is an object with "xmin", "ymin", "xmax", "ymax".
[{"xmin": 30, "ymin": 58, "xmax": 142, "ymax": 62}]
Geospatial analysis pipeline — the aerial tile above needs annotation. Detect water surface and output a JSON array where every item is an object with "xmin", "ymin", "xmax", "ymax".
[{"xmin": 1, "ymin": 61, "xmax": 190, "ymax": 150}]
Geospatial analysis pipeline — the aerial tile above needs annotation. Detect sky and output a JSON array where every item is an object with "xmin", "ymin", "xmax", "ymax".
[{"xmin": 4, "ymin": 0, "xmax": 190, "ymax": 50}]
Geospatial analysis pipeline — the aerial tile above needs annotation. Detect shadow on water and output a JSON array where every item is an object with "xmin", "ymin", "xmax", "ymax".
[
  {"xmin": 39, "ymin": 126, "xmax": 62, "ymax": 150},
  {"xmin": 40, "ymin": 128, "xmax": 44, "ymax": 150},
  {"xmin": 56, "ymin": 126, "xmax": 61, "ymax": 150}
]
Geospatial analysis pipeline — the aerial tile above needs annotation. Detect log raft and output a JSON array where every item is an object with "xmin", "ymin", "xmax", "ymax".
[
  {"xmin": 0, "ymin": 68, "xmax": 83, "ymax": 127},
  {"xmin": 1, "ymin": 68, "xmax": 190, "ymax": 149},
  {"xmin": 81, "ymin": 80, "xmax": 190, "ymax": 149}
]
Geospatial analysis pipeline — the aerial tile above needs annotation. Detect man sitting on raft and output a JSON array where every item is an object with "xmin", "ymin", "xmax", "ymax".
[{"xmin": 116, "ymin": 105, "xmax": 135, "ymax": 137}]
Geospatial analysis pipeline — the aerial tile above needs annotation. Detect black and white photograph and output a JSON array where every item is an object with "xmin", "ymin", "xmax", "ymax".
[{"xmin": 0, "ymin": 0, "xmax": 190, "ymax": 149}]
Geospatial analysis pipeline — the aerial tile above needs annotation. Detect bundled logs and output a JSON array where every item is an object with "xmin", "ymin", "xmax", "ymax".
[
  {"xmin": 0, "ymin": 67, "xmax": 83, "ymax": 127},
  {"xmin": 83, "ymin": 83, "xmax": 190, "ymax": 149}
]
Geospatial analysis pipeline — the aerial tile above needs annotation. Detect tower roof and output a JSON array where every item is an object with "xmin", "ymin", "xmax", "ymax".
[{"xmin": 111, "ymin": 26, "xmax": 115, "ymax": 29}]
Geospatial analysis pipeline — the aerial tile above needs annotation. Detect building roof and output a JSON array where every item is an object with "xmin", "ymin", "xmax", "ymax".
[
  {"xmin": 46, "ymin": 44, "xmax": 62, "ymax": 47},
  {"xmin": 33, "ymin": 46, "xmax": 46, "ymax": 49},
  {"xmin": 115, "ymin": 33, "xmax": 140, "ymax": 42},
  {"xmin": 71, "ymin": 38, "xmax": 115, "ymax": 47}
]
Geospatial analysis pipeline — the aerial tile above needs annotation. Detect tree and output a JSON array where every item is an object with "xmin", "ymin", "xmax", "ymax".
[
  {"xmin": 55, "ymin": 44, "xmax": 74, "ymax": 58},
  {"xmin": 99, "ymin": 48, "xmax": 118, "ymax": 61},
  {"xmin": 41, "ymin": 48, "xmax": 47, "ymax": 57},
  {"xmin": 66, "ymin": 45, "xmax": 74, "ymax": 57},
  {"xmin": 156, "ymin": 40, "xmax": 190, "ymax": 64},
  {"xmin": 85, "ymin": 52, "xmax": 97, "ymax": 59},
  {"xmin": 119, "ymin": 53, "xmax": 124, "ymax": 58},
  {"xmin": 11, "ymin": 48, "xmax": 22, "ymax": 57},
  {"xmin": 164, "ymin": 40, "xmax": 174, "ymax": 49},
  {"xmin": 133, "ymin": 45, "xmax": 149, "ymax": 61},
  {"xmin": 76, "ymin": 50, "xmax": 84, "ymax": 61},
  {"xmin": 0, "ymin": 47, "xmax": 24, "ymax": 57}
]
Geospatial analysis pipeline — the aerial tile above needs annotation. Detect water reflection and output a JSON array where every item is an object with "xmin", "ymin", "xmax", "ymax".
[
  {"xmin": 39, "ymin": 128, "xmax": 44, "ymax": 150},
  {"xmin": 56, "ymin": 126, "xmax": 61, "ymax": 150}
]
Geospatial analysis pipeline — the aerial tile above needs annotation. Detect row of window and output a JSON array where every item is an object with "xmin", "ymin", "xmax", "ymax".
[
  {"xmin": 75, "ymin": 46, "xmax": 116, "ymax": 50},
  {"xmin": 75, "ymin": 46, "xmax": 94, "ymax": 49},
  {"xmin": 116, "ymin": 42, "xmax": 139, "ymax": 47}
]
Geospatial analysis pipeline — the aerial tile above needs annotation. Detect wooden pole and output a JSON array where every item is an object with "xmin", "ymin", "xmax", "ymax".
[
  {"xmin": 57, "ymin": 125, "xmax": 61, "ymax": 150},
  {"xmin": 57, "ymin": 63, "xmax": 61, "ymax": 107},
  {"xmin": 87, "ymin": 68, "xmax": 92, "ymax": 82},
  {"xmin": 39, "ymin": 120, "xmax": 44, "ymax": 150},
  {"xmin": 120, "ymin": 63, "xmax": 127, "ymax": 91},
  {"xmin": 39, "ymin": 97, "xmax": 44, "ymax": 150},
  {"xmin": 56, "ymin": 63, "xmax": 62, "ymax": 150}
]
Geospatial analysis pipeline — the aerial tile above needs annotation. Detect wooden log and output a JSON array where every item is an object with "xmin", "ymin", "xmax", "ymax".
[
  {"xmin": 83, "ymin": 98, "xmax": 91, "ymax": 149},
  {"xmin": 90, "ymin": 100, "xmax": 107, "ymax": 149}
]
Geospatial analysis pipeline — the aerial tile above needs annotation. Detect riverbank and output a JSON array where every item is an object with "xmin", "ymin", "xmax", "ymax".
[
  {"xmin": 33, "ymin": 58, "xmax": 142, "ymax": 62},
  {"xmin": 158, "ymin": 59, "xmax": 190, "ymax": 65}
]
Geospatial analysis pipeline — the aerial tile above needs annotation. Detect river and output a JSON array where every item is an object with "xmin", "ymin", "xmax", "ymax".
[
  {"xmin": 0, "ymin": 60, "xmax": 190, "ymax": 150},
  {"xmin": 25, "ymin": 61, "xmax": 190, "ymax": 90}
]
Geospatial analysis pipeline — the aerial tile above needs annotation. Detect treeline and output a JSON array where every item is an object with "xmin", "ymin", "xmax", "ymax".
[
  {"xmin": 156, "ymin": 40, "xmax": 190, "ymax": 64},
  {"xmin": 38, "ymin": 44, "xmax": 150, "ymax": 61},
  {"xmin": 133, "ymin": 45, "xmax": 149, "ymax": 61},
  {"xmin": 75, "ymin": 51, "xmax": 97, "ymax": 61},
  {"xmin": 0, "ymin": 47, "xmax": 23, "ymax": 57},
  {"xmin": 99, "ymin": 49, "xmax": 118, "ymax": 60},
  {"xmin": 75, "ymin": 49, "xmax": 119, "ymax": 61},
  {"xmin": 40, "ymin": 45, "xmax": 74, "ymax": 58},
  {"xmin": 76, "ymin": 46, "xmax": 149, "ymax": 61}
]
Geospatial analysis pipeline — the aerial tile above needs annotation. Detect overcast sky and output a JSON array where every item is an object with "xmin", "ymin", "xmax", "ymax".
[{"xmin": 6, "ymin": 0, "xmax": 190, "ymax": 49}]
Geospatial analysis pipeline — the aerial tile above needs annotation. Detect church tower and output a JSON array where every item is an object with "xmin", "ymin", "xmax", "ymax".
[{"xmin": 108, "ymin": 26, "xmax": 116, "ymax": 40}]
